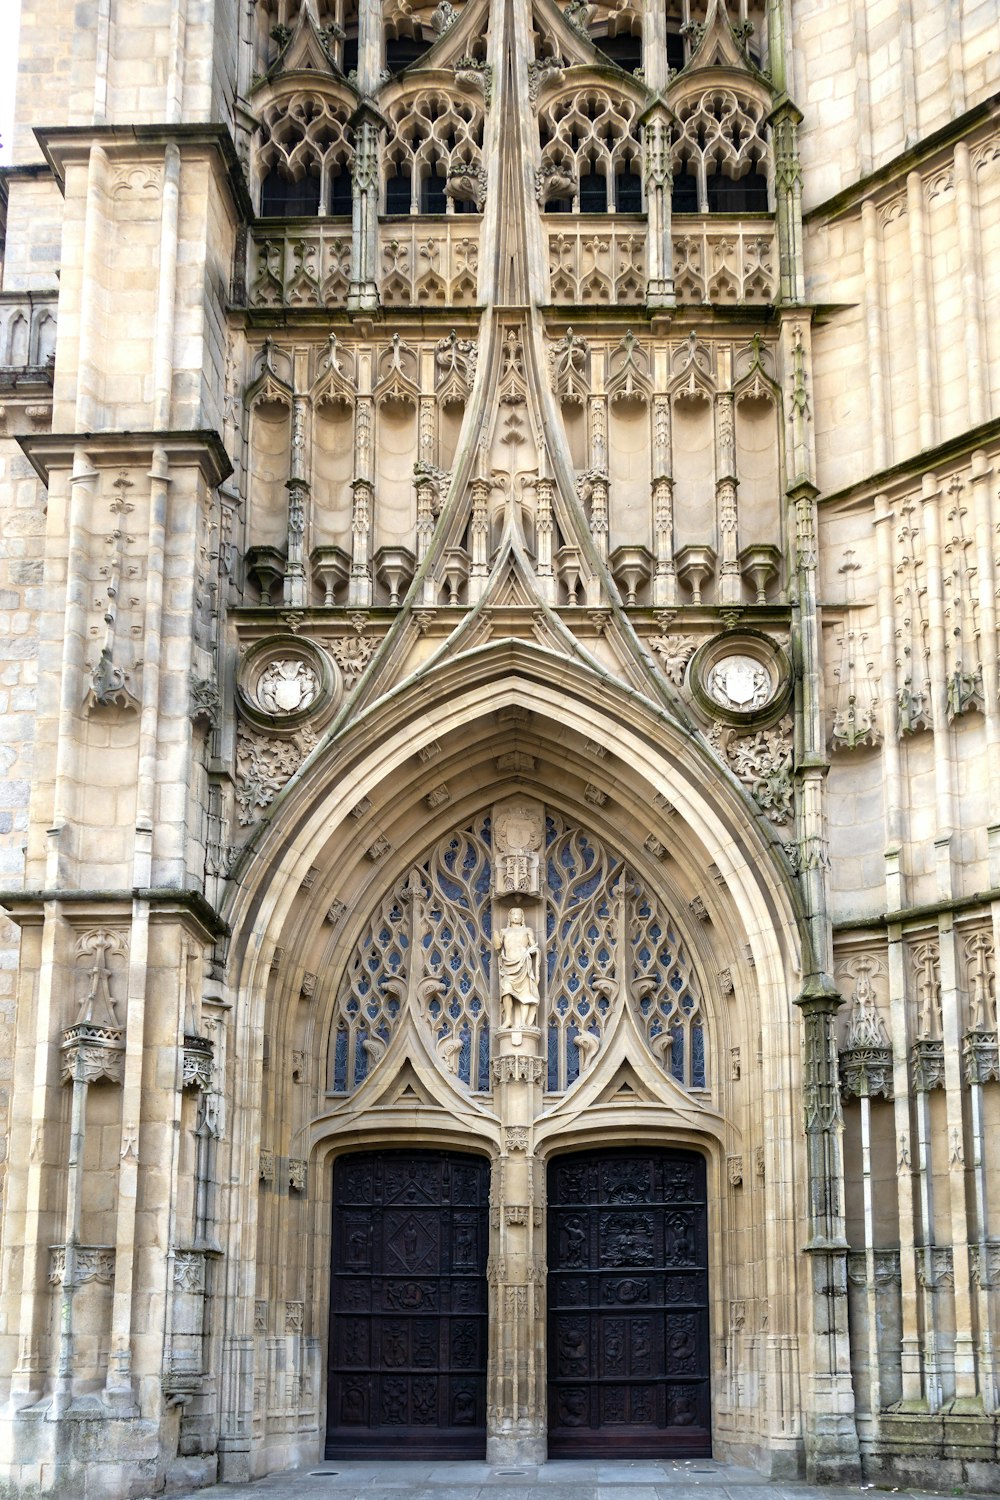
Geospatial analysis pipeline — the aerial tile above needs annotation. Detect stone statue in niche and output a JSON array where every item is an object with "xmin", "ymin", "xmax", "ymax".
[
  {"xmin": 494, "ymin": 907, "xmax": 540, "ymax": 1029},
  {"xmin": 257, "ymin": 660, "xmax": 319, "ymax": 716},
  {"xmin": 707, "ymin": 656, "xmax": 772, "ymax": 714}
]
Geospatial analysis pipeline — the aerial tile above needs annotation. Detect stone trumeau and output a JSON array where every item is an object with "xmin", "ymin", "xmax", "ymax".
[{"xmin": 0, "ymin": 0, "xmax": 998, "ymax": 1494}]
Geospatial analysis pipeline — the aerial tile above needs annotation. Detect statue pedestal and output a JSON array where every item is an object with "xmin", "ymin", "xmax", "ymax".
[{"xmin": 487, "ymin": 1025, "xmax": 547, "ymax": 1463}]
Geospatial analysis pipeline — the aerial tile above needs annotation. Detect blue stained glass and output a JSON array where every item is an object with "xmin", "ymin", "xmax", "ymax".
[
  {"xmin": 670, "ymin": 1025, "xmax": 684, "ymax": 1083},
  {"xmin": 449, "ymin": 997, "xmax": 461, "ymax": 1019},
  {"xmin": 597, "ymin": 994, "xmax": 609, "ymax": 1013},
  {"xmin": 681, "ymin": 989, "xmax": 694, "ymax": 1012},
  {"xmin": 587, "ymin": 923, "xmax": 599, "ymax": 941},
  {"xmin": 649, "ymin": 920, "xmax": 660, "ymax": 937},
  {"xmin": 477, "ymin": 1025, "xmax": 491, "ymax": 1090},
  {"xmin": 597, "ymin": 946, "xmax": 610, "ymax": 965},
  {"xmin": 367, "ymin": 1002, "xmax": 378, "ymax": 1019},
  {"xmin": 547, "ymin": 860, "xmax": 563, "ymax": 896},
  {"xmin": 640, "ymin": 994, "xmax": 652, "ymax": 1016},
  {"xmin": 346, "ymin": 998, "xmax": 359, "ymax": 1015},
  {"xmin": 671, "ymin": 971, "xmax": 684, "ymax": 991},
  {"xmin": 561, "ymin": 844, "xmax": 576, "ymax": 874},
  {"xmin": 379, "ymin": 927, "xmax": 390, "ymax": 944},
  {"xmin": 400, "ymin": 934, "xmax": 409, "ymax": 949},
  {"xmin": 548, "ymin": 1024, "xmax": 559, "ymax": 1090},
  {"xmin": 650, "ymin": 1017, "xmax": 662, "ymax": 1037},
  {"xmin": 450, "ymin": 952, "xmax": 461, "ymax": 971},
  {"xmin": 441, "ymin": 924, "xmax": 453, "ymax": 942},
  {"xmin": 460, "ymin": 973, "xmax": 471, "ymax": 993},
  {"xmin": 354, "ymin": 1028, "xmax": 369, "ymax": 1086},
  {"xmin": 547, "ymin": 948, "xmax": 558, "ymax": 981},
  {"xmin": 638, "ymin": 946, "xmax": 651, "ymax": 965},
  {"xmin": 422, "ymin": 930, "xmax": 432, "ymax": 948},
  {"xmin": 458, "ymin": 1023, "xmax": 472, "ymax": 1085},
  {"xmin": 475, "ymin": 865, "xmax": 491, "ymax": 900},
  {"xmin": 482, "ymin": 939, "xmax": 491, "ymax": 971},
  {"xmin": 568, "ymin": 974, "xmax": 580, "ymax": 993},
  {"xmin": 389, "ymin": 951, "xmax": 402, "ymax": 971},
  {"xmin": 557, "ymin": 994, "xmax": 568, "ymax": 1015},
  {"xmin": 470, "ymin": 996, "xmax": 481, "ymax": 1014},
  {"xmin": 692, "ymin": 1023, "xmax": 706, "ymax": 1087},
  {"xmin": 481, "ymin": 817, "xmax": 492, "ymax": 847},
  {"xmin": 333, "ymin": 1027, "xmax": 348, "ymax": 1091},
  {"xmin": 576, "ymin": 871, "xmax": 602, "ymax": 900},
  {"xmin": 545, "ymin": 816, "xmax": 558, "ymax": 845},
  {"xmin": 579, "ymin": 999, "xmax": 590, "ymax": 1017},
  {"xmin": 386, "ymin": 997, "xmax": 399, "ymax": 1017},
  {"xmin": 438, "ymin": 873, "xmax": 464, "ymax": 902},
  {"xmin": 566, "ymin": 1023, "xmax": 580, "ymax": 1085},
  {"xmin": 367, "ymin": 956, "xmax": 379, "ymax": 973},
  {"xmin": 428, "ymin": 998, "xmax": 441, "ymax": 1018}
]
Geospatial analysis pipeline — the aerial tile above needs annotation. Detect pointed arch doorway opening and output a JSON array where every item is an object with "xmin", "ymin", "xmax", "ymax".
[
  {"xmin": 547, "ymin": 1147, "xmax": 711, "ymax": 1458},
  {"xmin": 325, "ymin": 1149, "xmax": 489, "ymax": 1459}
]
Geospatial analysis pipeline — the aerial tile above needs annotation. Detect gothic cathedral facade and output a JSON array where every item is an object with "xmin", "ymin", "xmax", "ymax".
[{"xmin": 0, "ymin": 0, "xmax": 998, "ymax": 1495}]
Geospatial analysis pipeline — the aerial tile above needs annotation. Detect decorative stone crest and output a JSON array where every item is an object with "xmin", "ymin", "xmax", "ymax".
[
  {"xmin": 236, "ymin": 635, "xmax": 337, "ymax": 732},
  {"xmin": 691, "ymin": 632, "xmax": 790, "ymax": 727},
  {"xmin": 493, "ymin": 797, "xmax": 543, "ymax": 895}
]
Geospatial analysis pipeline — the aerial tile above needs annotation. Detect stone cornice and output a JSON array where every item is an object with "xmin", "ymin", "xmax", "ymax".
[
  {"xmin": 833, "ymin": 886, "xmax": 1000, "ymax": 936},
  {"xmin": 804, "ymin": 90, "xmax": 1000, "ymax": 225},
  {"xmin": 817, "ymin": 417, "xmax": 1000, "ymax": 511},
  {"xmin": 33, "ymin": 122, "xmax": 255, "ymax": 222},
  {"xmin": 18, "ymin": 429, "xmax": 234, "ymax": 487},
  {"xmin": 0, "ymin": 887, "xmax": 229, "ymax": 940}
]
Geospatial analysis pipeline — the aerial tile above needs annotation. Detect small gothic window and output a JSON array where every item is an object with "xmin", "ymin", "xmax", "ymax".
[
  {"xmin": 615, "ymin": 167, "xmax": 642, "ymax": 213},
  {"xmin": 260, "ymin": 167, "xmax": 321, "ymax": 217},
  {"xmin": 385, "ymin": 167, "xmax": 412, "ymax": 214},
  {"xmin": 707, "ymin": 167, "xmax": 769, "ymax": 212},
  {"xmin": 671, "ymin": 167, "xmax": 699, "ymax": 214},
  {"xmin": 420, "ymin": 165, "xmax": 448, "ymax": 214},
  {"xmin": 578, "ymin": 168, "xmax": 607, "ymax": 213},
  {"xmin": 329, "ymin": 165, "xmax": 353, "ymax": 214}
]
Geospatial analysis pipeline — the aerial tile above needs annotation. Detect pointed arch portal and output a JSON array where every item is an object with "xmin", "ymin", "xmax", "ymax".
[{"xmin": 223, "ymin": 643, "xmax": 811, "ymax": 1471}]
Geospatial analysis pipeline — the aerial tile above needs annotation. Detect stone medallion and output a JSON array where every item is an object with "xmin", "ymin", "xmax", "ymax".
[
  {"xmin": 689, "ymin": 632, "xmax": 790, "ymax": 726},
  {"xmin": 236, "ymin": 636, "xmax": 339, "ymax": 731}
]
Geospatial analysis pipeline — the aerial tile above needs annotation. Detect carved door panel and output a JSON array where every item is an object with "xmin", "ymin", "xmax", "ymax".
[
  {"xmin": 548, "ymin": 1148, "xmax": 711, "ymax": 1457},
  {"xmin": 326, "ymin": 1150, "xmax": 488, "ymax": 1458}
]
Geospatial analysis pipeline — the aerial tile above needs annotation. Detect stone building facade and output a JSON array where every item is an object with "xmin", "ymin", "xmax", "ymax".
[{"xmin": 0, "ymin": 0, "xmax": 998, "ymax": 1494}]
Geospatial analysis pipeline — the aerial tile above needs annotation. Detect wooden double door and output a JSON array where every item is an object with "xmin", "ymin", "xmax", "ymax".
[
  {"xmin": 547, "ymin": 1147, "xmax": 712, "ymax": 1457},
  {"xmin": 326, "ymin": 1150, "xmax": 489, "ymax": 1458},
  {"xmin": 326, "ymin": 1145, "xmax": 711, "ymax": 1460}
]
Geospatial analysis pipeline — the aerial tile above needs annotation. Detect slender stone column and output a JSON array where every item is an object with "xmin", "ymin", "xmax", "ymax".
[
  {"xmin": 488, "ymin": 1031, "xmax": 546, "ymax": 1464},
  {"xmin": 642, "ymin": 108, "xmax": 674, "ymax": 307},
  {"xmin": 348, "ymin": 108, "xmax": 383, "ymax": 313}
]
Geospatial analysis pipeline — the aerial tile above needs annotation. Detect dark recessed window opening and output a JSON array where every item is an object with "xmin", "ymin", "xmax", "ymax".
[
  {"xmin": 260, "ymin": 169, "xmax": 321, "ymax": 217},
  {"xmin": 385, "ymin": 34, "xmax": 430, "ymax": 73},
  {"xmin": 420, "ymin": 169, "xmax": 448, "ymax": 214},
  {"xmin": 707, "ymin": 168, "xmax": 769, "ymax": 212},
  {"xmin": 671, "ymin": 170, "xmax": 699, "ymax": 214},
  {"xmin": 329, "ymin": 168, "xmax": 352, "ymax": 215},
  {"xmin": 385, "ymin": 170, "xmax": 411, "ymax": 214},
  {"xmin": 578, "ymin": 169, "xmax": 606, "ymax": 212},
  {"xmin": 598, "ymin": 32, "xmax": 641, "ymax": 72},
  {"xmin": 615, "ymin": 167, "xmax": 642, "ymax": 213}
]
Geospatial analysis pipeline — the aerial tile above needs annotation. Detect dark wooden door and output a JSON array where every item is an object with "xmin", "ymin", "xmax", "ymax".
[
  {"xmin": 547, "ymin": 1148, "xmax": 711, "ymax": 1457},
  {"xmin": 326, "ymin": 1150, "xmax": 489, "ymax": 1458}
]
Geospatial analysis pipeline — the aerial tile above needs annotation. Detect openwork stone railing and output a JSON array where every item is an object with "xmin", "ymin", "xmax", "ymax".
[
  {"xmin": 544, "ymin": 218, "xmax": 777, "ymax": 306},
  {"xmin": 247, "ymin": 222, "xmax": 354, "ymax": 308},
  {"xmin": 378, "ymin": 220, "xmax": 480, "ymax": 307},
  {"xmin": 671, "ymin": 219, "xmax": 776, "ymax": 305},
  {"xmin": 547, "ymin": 219, "xmax": 646, "ymax": 304},
  {"xmin": 245, "ymin": 220, "xmax": 483, "ymax": 308}
]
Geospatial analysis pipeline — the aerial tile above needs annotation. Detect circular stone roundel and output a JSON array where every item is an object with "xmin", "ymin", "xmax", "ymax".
[
  {"xmin": 689, "ymin": 631, "xmax": 791, "ymax": 727},
  {"xmin": 236, "ymin": 635, "xmax": 339, "ymax": 732}
]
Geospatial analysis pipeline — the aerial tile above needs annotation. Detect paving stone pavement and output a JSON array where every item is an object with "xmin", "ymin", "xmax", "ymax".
[{"xmin": 160, "ymin": 1458, "xmax": 963, "ymax": 1500}]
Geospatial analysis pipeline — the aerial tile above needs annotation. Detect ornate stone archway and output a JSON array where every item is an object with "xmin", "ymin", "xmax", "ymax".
[{"xmin": 212, "ymin": 648, "xmax": 843, "ymax": 1478}]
